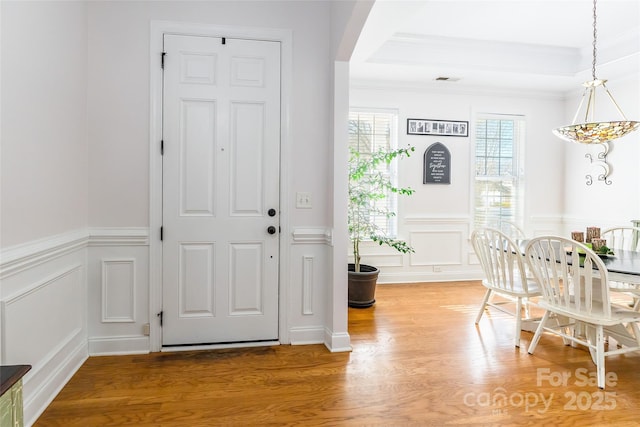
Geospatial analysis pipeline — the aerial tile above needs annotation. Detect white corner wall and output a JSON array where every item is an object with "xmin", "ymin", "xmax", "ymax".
[{"xmin": 1, "ymin": 2, "xmax": 90, "ymax": 425}]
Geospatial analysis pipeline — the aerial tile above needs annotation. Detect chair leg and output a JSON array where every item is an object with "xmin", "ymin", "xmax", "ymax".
[
  {"xmin": 630, "ymin": 321, "xmax": 640, "ymax": 346},
  {"xmin": 515, "ymin": 297, "xmax": 522, "ymax": 348},
  {"xmin": 523, "ymin": 297, "xmax": 531, "ymax": 319},
  {"xmin": 528, "ymin": 310, "xmax": 550, "ymax": 354},
  {"xmin": 596, "ymin": 325, "xmax": 606, "ymax": 389},
  {"xmin": 475, "ymin": 289, "xmax": 492, "ymax": 324}
]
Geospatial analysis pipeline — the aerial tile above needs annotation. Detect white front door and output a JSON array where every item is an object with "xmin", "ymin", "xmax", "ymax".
[{"xmin": 161, "ymin": 34, "xmax": 281, "ymax": 346}]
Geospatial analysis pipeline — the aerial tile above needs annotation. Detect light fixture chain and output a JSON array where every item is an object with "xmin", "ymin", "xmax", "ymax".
[{"xmin": 592, "ymin": 0, "xmax": 597, "ymax": 80}]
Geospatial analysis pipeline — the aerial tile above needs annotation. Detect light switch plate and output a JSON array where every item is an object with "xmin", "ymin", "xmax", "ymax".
[{"xmin": 296, "ymin": 192, "xmax": 312, "ymax": 208}]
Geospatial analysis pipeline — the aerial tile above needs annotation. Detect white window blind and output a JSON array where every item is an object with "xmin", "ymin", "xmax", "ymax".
[
  {"xmin": 474, "ymin": 115, "xmax": 525, "ymax": 229},
  {"xmin": 349, "ymin": 110, "xmax": 399, "ymax": 237}
]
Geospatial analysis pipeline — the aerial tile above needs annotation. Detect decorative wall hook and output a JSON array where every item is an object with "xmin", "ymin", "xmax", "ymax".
[{"xmin": 585, "ymin": 142, "xmax": 612, "ymax": 185}]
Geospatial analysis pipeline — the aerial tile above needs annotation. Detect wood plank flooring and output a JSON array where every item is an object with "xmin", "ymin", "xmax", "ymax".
[{"xmin": 35, "ymin": 281, "xmax": 640, "ymax": 426}]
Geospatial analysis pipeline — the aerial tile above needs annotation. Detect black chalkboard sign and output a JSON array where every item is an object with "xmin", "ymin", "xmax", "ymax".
[{"xmin": 424, "ymin": 142, "xmax": 451, "ymax": 184}]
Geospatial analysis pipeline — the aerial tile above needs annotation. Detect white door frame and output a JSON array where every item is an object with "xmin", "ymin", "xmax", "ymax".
[{"xmin": 149, "ymin": 21, "xmax": 292, "ymax": 352}]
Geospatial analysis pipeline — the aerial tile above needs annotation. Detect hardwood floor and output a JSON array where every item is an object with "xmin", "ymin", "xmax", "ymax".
[{"xmin": 35, "ymin": 281, "xmax": 640, "ymax": 426}]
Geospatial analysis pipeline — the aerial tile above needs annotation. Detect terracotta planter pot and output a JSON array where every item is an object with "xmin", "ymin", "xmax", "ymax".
[{"xmin": 348, "ymin": 263, "xmax": 379, "ymax": 308}]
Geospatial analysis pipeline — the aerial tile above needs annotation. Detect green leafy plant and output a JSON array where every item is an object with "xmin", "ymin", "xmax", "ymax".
[{"xmin": 348, "ymin": 145, "xmax": 416, "ymax": 272}]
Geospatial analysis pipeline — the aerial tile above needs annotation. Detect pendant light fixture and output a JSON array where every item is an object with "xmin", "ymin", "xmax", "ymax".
[{"xmin": 552, "ymin": 0, "xmax": 639, "ymax": 144}]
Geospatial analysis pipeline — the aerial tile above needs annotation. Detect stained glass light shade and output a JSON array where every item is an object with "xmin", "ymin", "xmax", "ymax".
[
  {"xmin": 553, "ymin": 79, "xmax": 639, "ymax": 144},
  {"xmin": 553, "ymin": 121, "xmax": 640, "ymax": 144}
]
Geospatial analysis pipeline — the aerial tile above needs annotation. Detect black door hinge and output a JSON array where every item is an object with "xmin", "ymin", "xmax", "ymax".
[
  {"xmin": 160, "ymin": 226, "xmax": 163, "ymax": 241},
  {"xmin": 222, "ymin": 37, "xmax": 226, "ymax": 45},
  {"xmin": 157, "ymin": 311, "xmax": 164, "ymax": 327},
  {"xmin": 161, "ymin": 51, "xmax": 166, "ymax": 69},
  {"xmin": 161, "ymin": 140, "xmax": 164, "ymax": 155}
]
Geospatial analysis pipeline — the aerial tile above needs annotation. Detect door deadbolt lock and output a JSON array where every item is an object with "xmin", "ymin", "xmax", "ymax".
[{"xmin": 268, "ymin": 208, "xmax": 277, "ymax": 217}]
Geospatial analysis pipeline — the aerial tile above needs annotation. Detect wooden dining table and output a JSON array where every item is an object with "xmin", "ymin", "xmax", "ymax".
[
  {"xmin": 516, "ymin": 239, "xmax": 640, "ymax": 348},
  {"xmin": 516, "ymin": 239, "xmax": 640, "ymax": 285}
]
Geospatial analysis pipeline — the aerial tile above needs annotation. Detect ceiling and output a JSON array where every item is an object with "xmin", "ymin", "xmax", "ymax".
[{"xmin": 350, "ymin": 0, "xmax": 640, "ymax": 95}]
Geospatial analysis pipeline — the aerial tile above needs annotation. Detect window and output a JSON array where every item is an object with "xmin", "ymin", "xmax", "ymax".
[
  {"xmin": 474, "ymin": 114, "xmax": 525, "ymax": 229},
  {"xmin": 348, "ymin": 109, "xmax": 399, "ymax": 237}
]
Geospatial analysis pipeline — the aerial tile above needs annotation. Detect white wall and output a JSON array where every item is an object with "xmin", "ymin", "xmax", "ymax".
[
  {"xmin": 86, "ymin": 0, "xmax": 334, "ymax": 229},
  {"xmin": 350, "ymin": 84, "xmax": 566, "ymax": 282},
  {"xmin": 1, "ymin": 3, "xmax": 90, "ymax": 424},
  {"xmin": 1, "ymin": 1, "xmax": 89, "ymax": 247},
  {"xmin": 1, "ymin": 0, "xmax": 367, "ymax": 423},
  {"xmin": 562, "ymin": 73, "xmax": 640, "ymax": 232}
]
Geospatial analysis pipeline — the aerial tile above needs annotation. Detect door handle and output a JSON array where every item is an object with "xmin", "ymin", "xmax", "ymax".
[{"xmin": 267, "ymin": 226, "xmax": 277, "ymax": 235}]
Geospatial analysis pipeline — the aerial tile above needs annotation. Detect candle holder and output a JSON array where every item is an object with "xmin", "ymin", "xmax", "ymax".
[
  {"xmin": 586, "ymin": 227, "xmax": 601, "ymax": 244},
  {"xmin": 592, "ymin": 238, "xmax": 607, "ymax": 252}
]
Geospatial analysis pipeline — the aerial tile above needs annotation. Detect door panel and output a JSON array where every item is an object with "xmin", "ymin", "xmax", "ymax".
[
  {"xmin": 230, "ymin": 102, "xmax": 264, "ymax": 215},
  {"xmin": 162, "ymin": 34, "xmax": 280, "ymax": 346},
  {"xmin": 180, "ymin": 100, "xmax": 216, "ymax": 216}
]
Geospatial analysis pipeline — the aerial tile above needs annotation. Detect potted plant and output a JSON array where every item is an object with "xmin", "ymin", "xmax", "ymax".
[{"xmin": 348, "ymin": 144, "xmax": 415, "ymax": 307}]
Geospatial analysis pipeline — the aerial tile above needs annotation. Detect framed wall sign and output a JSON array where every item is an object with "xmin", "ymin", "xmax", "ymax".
[
  {"xmin": 424, "ymin": 142, "xmax": 451, "ymax": 184},
  {"xmin": 407, "ymin": 118, "xmax": 469, "ymax": 137}
]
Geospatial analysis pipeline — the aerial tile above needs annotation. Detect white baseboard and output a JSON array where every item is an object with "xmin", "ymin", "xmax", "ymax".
[
  {"xmin": 377, "ymin": 271, "xmax": 481, "ymax": 284},
  {"xmin": 88, "ymin": 335, "xmax": 151, "ymax": 356},
  {"xmin": 24, "ymin": 338, "xmax": 88, "ymax": 427},
  {"xmin": 323, "ymin": 329, "xmax": 352, "ymax": 353},
  {"xmin": 288, "ymin": 326, "xmax": 325, "ymax": 345}
]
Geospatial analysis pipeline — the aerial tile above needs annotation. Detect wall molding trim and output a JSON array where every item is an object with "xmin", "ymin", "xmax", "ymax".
[
  {"xmin": 0, "ymin": 230, "xmax": 88, "ymax": 279},
  {"xmin": 291, "ymin": 228, "xmax": 332, "ymax": 245},
  {"xmin": 89, "ymin": 227, "xmax": 150, "ymax": 246},
  {"xmin": 0, "ymin": 228, "xmax": 150, "ymax": 279},
  {"xmin": 404, "ymin": 215, "xmax": 471, "ymax": 225}
]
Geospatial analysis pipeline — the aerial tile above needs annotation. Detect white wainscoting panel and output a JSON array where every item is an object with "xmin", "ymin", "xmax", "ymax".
[
  {"xmin": 410, "ymin": 230, "xmax": 463, "ymax": 266},
  {"xmin": 0, "ymin": 228, "xmax": 152, "ymax": 424},
  {"xmin": 288, "ymin": 245, "xmax": 328, "ymax": 345},
  {"xmin": 2, "ymin": 265, "xmax": 84, "ymax": 363},
  {"xmin": 366, "ymin": 217, "xmax": 481, "ymax": 283},
  {"xmin": 87, "ymin": 230, "xmax": 150, "ymax": 356},
  {"xmin": 0, "ymin": 235, "xmax": 89, "ymax": 427},
  {"xmin": 101, "ymin": 259, "xmax": 136, "ymax": 323}
]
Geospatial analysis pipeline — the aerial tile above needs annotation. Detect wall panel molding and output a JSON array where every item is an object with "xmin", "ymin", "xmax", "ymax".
[
  {"xmin": 302, "ymin": 256, "xmax": 314, "ymax": 315},
  {"xmin": 409, "ymin": 230, "xmax": 464, "ymax": 266},
  {"xmin": 101, "ymin": 259, "xmax": 136, "ymax": 323}
]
